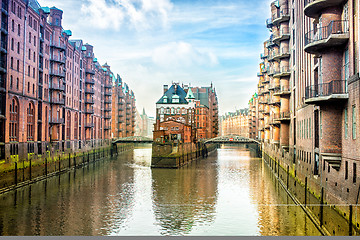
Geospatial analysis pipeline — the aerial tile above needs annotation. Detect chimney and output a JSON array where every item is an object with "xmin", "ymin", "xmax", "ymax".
[{"xmin": 163, "ymin": 85, "xmax": 168, "ymax": 94}]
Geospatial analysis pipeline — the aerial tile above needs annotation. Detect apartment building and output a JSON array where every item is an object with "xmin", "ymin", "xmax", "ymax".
[
  {"xmin": 249, "ymin": 0, "xmax": 359, "ymax": 227},
  {"xmin": 0, "ymin": 0, "xmax": 136, "ymax": 163},
  {"xmin": 221, "ymin": 108, "xmax": 249, "ymax": 137}
]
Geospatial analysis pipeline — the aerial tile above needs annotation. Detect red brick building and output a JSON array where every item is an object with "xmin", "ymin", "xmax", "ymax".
[
  {"xmin": 153, "ymin": 83, "xmax": 218, "ymax": 143},
  {"xmin": 0, "ymin": 0, "xmax": 136, "ymax": 163},
  {"xmin": 249, "ymin": 0, "xmax": 360, "ymax": 227}
]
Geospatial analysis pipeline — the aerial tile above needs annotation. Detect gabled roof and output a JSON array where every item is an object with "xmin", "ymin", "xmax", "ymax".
[
  {"xmin": 186, "ymin": 87, "xmax": 195, "ymax": 99},
  {"xmin": 156, "ymin": 84, "xmax": 188, "ymax": 104}
]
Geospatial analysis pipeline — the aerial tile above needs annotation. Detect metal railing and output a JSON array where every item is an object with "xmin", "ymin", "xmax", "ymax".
[
  {"xmin": 85, "ymin": 79, "xmax": 95, "ymax": 84},
  {"xmin": 50, "ymin": 41, "xmax": 66, "ymax": 50},
  {"xmin": 305, "ymin": 20, "xmax": 349, "ymax": 46},
  {"xmin": 86, "ymin": 69, "xmax": 95, "ymax": 75},
  {"xmin": 50, "ymin": 98, "xmax": 65, "ymax": 105},
  {"xmin": 273, "ymin": 27, "xmax": 290, "ymax": 39},
  {"xmin": 49, "ymin": 83, "xmax": 65, "ymax": 91},
  {"xmin": 50, "ymin": 55, "xmax": 66, "ymax": 63},
  {"xmin": 272, "ymin": 8, "xmax": 290, "ymax": 21},
  {"xmin": 305, "ymin": 80, "xmax": 348, "ymax": 99},
  {"xmin": 50, "ymin": 69, "xmax": 65, "ymax": 78}
]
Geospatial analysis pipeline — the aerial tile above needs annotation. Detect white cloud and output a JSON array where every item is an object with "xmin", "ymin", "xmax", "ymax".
[
  {"xmin": 152, "ymin": 41, "xmax": 218, "ymax": 69},
  {"xmin": 80, "ymin": 0, "xmax": 173, "ymax": 31}
]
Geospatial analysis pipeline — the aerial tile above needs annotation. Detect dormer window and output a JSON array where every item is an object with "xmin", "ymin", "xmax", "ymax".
[
  {"xmin": 163, "ymin": 96, "xmax": 168, "ymax": 103},
  {"xmin": 172, "ymin": 94, "xmax": 180, "ymax": 103}
]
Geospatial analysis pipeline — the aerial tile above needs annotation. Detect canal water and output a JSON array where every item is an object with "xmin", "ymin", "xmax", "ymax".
[{"xmin": 0, "ymin": 145, "xmax": 321, "ymax": 236}]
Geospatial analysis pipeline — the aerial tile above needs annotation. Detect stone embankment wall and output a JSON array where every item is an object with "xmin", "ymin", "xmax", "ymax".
[
  {"xmin": 0, "ymin": 142, "xmax": 134, "ymax": 194},
  {"xmin": 151, "ymin": 142, "xmax": 217, "ymax": 168},
  {"xmin": 263, "ymin": 143, "xmax": 360, "ymax": 236}
]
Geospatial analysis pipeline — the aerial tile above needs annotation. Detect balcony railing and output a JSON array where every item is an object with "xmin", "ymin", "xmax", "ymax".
[
  {"xmin": 50, "ymin": 118, "xmax": 64, "ymax": 125},
  {"xmin": 274, "ymin": 66, "xmax": 291, "ymax": 77},
  {"xmin": 305, "ymin": 80, "xmax": 348, "ymax": 104},
  {"xmin": 273, "ymin": 27, "xmax": 290, "ymax": 42},
  {"xmin": 85, "ymin": 99, "xmax": 95, "ymax": 104},
  {"xmin": 50, "ymin": 55, "xmax": 66, "ymax": 64},
  {"xmin": 86, "ymin": 69, "xmax": 95, "ymax": 75},
  {"xmin": 272, "ymin": 8, "xmax": 290, "ymax": 24},
  {"xmin": 50, "ymin": 69, "xmax": 65, "ymax": 78},
  {"xmin": 50, "ymin": 98, "xmax": 65, "ymax": 105},
  {"xmin": 49, "ymin": 83, "xmax": 65, "ymax": 91},
  {"xmin": 50, "ymin": 41, "xmax": 66, "ymax": 50},
  {"xmin": 85, "ymin": 79, "xmax": 95, "ymax": 84},
  {"xmin": 305, "ymin": 20, "xmax": 349, "ymax": 54},
  {"xmin": 85, "ymin": 108, "xmax": 94, "ymax": 114},
  {"xmin": 85, "ymin": 88, "xmax": 95, "ymax": 94}
]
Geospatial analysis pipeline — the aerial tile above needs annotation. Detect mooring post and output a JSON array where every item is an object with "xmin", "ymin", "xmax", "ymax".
[
  {"xmin": 287, "ymin": 165, "xmax": 289, "ymax": 189},
  {"xmin": 74, "ymin": 154, "xmax": 76, "ymax": 167},
  {"xmin": 349, "ymin": 204, "xmax": 353, "ymax": 236},
  {"xmin": 305, "ymin": 177, "xmax": 308, "ymax": 207},
  {"xmin": 14, "ymin": 162, "xmax": 18, "ymax": 185},
  {"xmin": 29, "ymin": 157, "xmax": 32, "ymax": 181},
  {"xmin": 45, "ymin": 158, "xmax": 47, "ymax": 176},
  {"xmin": 59, "ymin": 156, "xmax": 61, "ymax": 172},
  {"xmin": 320, "ymin": 187, "xmax": 324, "ymax": 226},
  {"xmin": 69, "ymin": 153, "xmax": 71, "ymax": 169}
]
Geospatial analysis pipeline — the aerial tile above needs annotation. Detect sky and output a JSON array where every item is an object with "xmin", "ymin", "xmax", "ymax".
[{"xmin": 37, "ymin": 0, "xmax": 273, "ymax": 117}]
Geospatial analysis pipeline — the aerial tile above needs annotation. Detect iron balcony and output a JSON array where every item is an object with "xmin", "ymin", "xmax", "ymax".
[
  {"xmin": 304, "ymin": 20, "xmax": 349, "ymax": 54},
  {"xmin": 305, "ymin": 80, "xmax": 348, "ymax": 104}
]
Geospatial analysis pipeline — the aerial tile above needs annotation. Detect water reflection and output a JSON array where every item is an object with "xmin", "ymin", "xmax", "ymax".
[
  {"xmin": 0, "ymin": 144, "xmax": 321, "ymax": 236},
  {"xmin": 151, "ymin": 156, "xmax": 218, "ymax": 235}
]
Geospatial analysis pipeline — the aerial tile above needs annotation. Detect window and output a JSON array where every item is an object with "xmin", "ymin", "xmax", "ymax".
[
  {"xmin": 74, "ymin": 113, "xmax": 78, "ymax": 140},
  {"xmin": 17, "ymin": 42, "xmax": 20, "ymax": 54},
  {"xmin": 66, "ymin": 111, "xmax": 71, "ymax": 139},
  {"xmin": 29, "ymin": 32, "xmax": 31, "ymax": 43},
  {"xmin": 27, "ymin": 102, "xmax": 35, "ymax": 141},
  {"xmin": 352, "ymin": 105, "xmax": 356, "ymax": 139},
  {"xmin": 11, "ymin": 38, "xmax": 14, "ymax": 50},
  {"xmin": 28, "ymin": 66, "xmax": 30, "ymax": 76},
  {"xmin": 17, "ymin": 24, "xmax": 20, "ymax": 36},
  {"xmin": 354, "ymin": 163, "xmax": 357, "ymax": 183},
  {"xmin": 10, "ymin": 57, "xmax": 13, "ymax": 69},
  {"xmin": 27, "ymin": 82, "xmax": 30, "ymax": 92},
  {"xmin": 33, "ymin": 68, "xmax": 35, "ymax": 78},
  {"xmin": 320, "ymin": 111, "xmax": 322, "ymax": 139},
  {"xmin": 28, "ymin": 49, "xmax": 31, "ymax": 60},
  {"xmin": 11, "ymin": 20, "xmax": 14, "ymax": 31},
  {"xmin": 16, "ymin": 60, "xmax": 19, "ymax": 71},
  {"xmin": 10, "ymin": 76, "xmax": 13, "ymax": 89},
  {"xmin": 32, "ymin": 84, "xmax": 34, "ymax": 94},
  {"xmin": 345, "ymin": 108, "xmax": 348, "ymax": 139},
  {"xmin": 34, "ymin": 36, "xmax": 36, "ymax": 46},
  {"xmin": 9, "ymin": 98, "xmax": 19, "ymax": 141},
  {"xmin": 16, "ymin": 78, "xmax": 19, "ymax": 90},
  {"xmin": 345, "ymin": 161, "xmax": 348, "ymax": 180}
]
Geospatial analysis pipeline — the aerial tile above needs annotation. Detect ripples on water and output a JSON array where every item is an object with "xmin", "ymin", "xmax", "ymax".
[{"xmin": 0, "ymin": 144, "xmax": 321, "ymax": 236}]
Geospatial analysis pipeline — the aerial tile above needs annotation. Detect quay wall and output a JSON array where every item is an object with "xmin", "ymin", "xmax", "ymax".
[
  {"xmin": 263, "ymin": 143, "xmax": 360, "ymax": 236},
  {"xmin": 0, "ymin": 142, "xmax": 134, "ymax": 194},
  {"xmin": 151, "ymin": 142, "xmax": 217, "ymax": 168}
]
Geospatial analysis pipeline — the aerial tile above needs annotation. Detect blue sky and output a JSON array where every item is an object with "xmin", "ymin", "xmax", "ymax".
[{"xmin": 38, "ymin": 0, "xmax": 272, "ymax": 116}]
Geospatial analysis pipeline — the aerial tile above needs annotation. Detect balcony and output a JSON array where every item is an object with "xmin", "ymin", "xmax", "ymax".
[
  {"xmin": 304, "ymin": 0, "xmax": 346, "ymax": 18},
  {"xmin": 50, "ymin": 42, "xmax": 66, "ymax": 51},
  {"xmin": 273, "ymin": 47, "xmax": 290, "ymax": 61},
  {"xmin": 85, "ymin": 79, "xmax": 95, "ymax": 84},
  {"xmin": 85, "ymin": 99, "xmax": 95, "ymax": 104},
  {"xmin": 104, "ymin": 100, "xmax": 112, "ymax": 104},
  {"xmin": 257, "ymin": 72, "xmax": 264, "ymax": 77},
  {"xmin": 104, "ymin": 91, "xmax": 112, "ymax": 96},
  {"xmin": 272, "ymin": 8, "xmax": 290, "ymax": 25},
  {"xmin": 275, "ymin": 111, "xmax": 291, "ymax": 122},
  {"xmin": 273, "ymin": 27, "xmax": 290, "ymax": 43},
  {"xmin": 85, "ymin": 108, "xmax": 94, "ymax": 114},
  {"xmin": 85, "ymin": 123, "xmax": 94, "ymax": 128},
  {"xmin": 104, "ymin": 84, "xmax": 112, "ymax": 89},
  {"xmin": 274, "ymin": 66, "xmax": 291, "ymax": 78},
  {"xmin": 260, "ymin": 53, "xmax": 268, "ymax": 59},
  {"xmin": 266, "ymin": 18, "xmax": 273, "ymax": 29},
  {"xmin": 50, "ymin": 98, "xmax": 65, "ymax": 105},
  {"xmin": 104, "ymin": 107, "xmax": 111, "ymax": 112},
  {"xmin": 305, "ymin": 20, "xmax": 349, "ymax": 54},
  {"xmin": 50, "ymin": 55, "xmax": 66, "ymax": 64},
  {"xmin": 269, "ymin": 97, "xmax": 281, "ymax": 105},
  {"xmin": 104, "ymin": 114, "xmax": 112, "ymax": 119},
  {"xmin": 86, "ymin": 69, "xmax": 95, "ymax": 75},
  {"xmin": 85, "ymin": 88, "xmax": 95, "ymax": 94},
  {"xmin": 274, "ymin": 86, "xmax": 291, "ymax": 96},
  {"xmin": 1, "ymin": 22, "xmax": 8, "ymax": 35},
  {"xmin": 305, "ymin": 80, "xmax": 348, "ymax": 104},
  {"xmin": 49, "ymin": 118, "xmax": 64, "ymax": 125},
  {"xmin": 49, "ymin": 83, "xmax": 65, "ymax": 92},
  {"xmin": 50, "ymin": 69, "xmax": 65, "ymax": 78}
]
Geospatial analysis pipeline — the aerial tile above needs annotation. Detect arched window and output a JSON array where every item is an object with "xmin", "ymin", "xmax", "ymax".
[
  {"xmin": 9, "ymin": 98, "xmax": 19, "ymax": 141},
  {"xmin": 66, "ymin": 111, "xmax": 71, "ymax": 139},
  {"xmin": 74, "ymin": 113, "xmax": 78, "ymax": 140},
  {"xmin": 27, "ymin": 102, "xmax": 35, "ymax": 141}
]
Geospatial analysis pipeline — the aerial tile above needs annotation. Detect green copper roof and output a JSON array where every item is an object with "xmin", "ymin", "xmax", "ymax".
[
  {"xmin": 63, "ymin": 30, "xmax": 72, "ymax": 36},
  {"xmin": 50, "ymin": 6, "xmax": 63, "ymax": 12},
  {"xmin": 103, "ymin": 68, "xmax": 107, "ymax": 72},
  {"xmin": 40, "ymin": 7, "xmax": 50, "ymax": 14},
  {"xmin": 81, "ymin": 46, "xmax": 86, "ymax": 51},
  {"xmin": 93, "ymin": 58, "xmax": 97, "ymax": 63},
  {"xmin": 186, "ymin": 88, "xmax": 195, "ymax": 99}
]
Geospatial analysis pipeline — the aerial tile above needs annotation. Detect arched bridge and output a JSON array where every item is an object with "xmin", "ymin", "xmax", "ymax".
[
  {"xmin": 204, "ymin": 135, "xmax": 260, "ymax": 144},
  {"xmin": 113, "ymin": 136, "xmax": 153, "ymax": 144}
]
